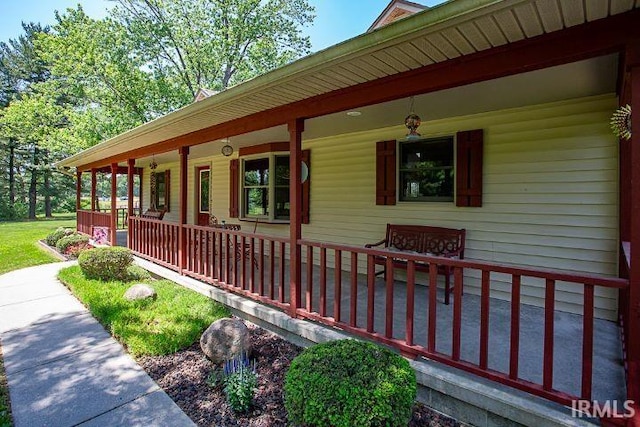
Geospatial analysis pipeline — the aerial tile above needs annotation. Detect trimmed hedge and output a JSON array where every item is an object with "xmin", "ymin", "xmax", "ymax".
[
  {"xmin": 78, "ymin": 247, "xmax": 134, "ymax": 281},
  {"xmin": 46, "ymin": 227, "xmax": 75, "ymax": 247},
  {"xmin": 284, "ymin": 339, "xmax": 417, "ymax": 427},
  {"xmin": 56, "ymin": 233, "xmax": 90, "ymax": 254}
]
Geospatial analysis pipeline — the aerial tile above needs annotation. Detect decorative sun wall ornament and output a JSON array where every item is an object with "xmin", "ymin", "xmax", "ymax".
[
  {"xmin": 404, "ymin": 96, "xmax": 421, "ymax": 139},
  {"xmin": 611, "ymin": 104, "xmax": 632, "ymax": 140}
]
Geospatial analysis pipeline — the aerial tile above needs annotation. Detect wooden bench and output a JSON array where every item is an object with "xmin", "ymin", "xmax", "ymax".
[
  {"xmin": 140, "ymin": 209, "xmax": 166, "ymax": 220},
  {"xmin": 365, "ymin": 224, "xmax": 466, "ymax": 305}
]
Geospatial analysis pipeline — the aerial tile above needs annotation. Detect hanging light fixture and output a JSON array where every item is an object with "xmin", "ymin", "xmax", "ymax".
[
  {"xmin": 221, "ymin": 138, "xmax": 233, "ymax": 156},
  {"xmin": 404, "ymin": 96, "xmax": 421, "ymax": 139}
]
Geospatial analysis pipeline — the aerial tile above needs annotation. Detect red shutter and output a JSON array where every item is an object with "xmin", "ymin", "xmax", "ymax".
[
  {"xmin": 301, "ymin": 149, "xmax": 311, "ymax": 224},
  {"xmin": 376, "ymin": 140, "xmax": 396, "ymax": 205},
  {"xmin": 456, "ymin": 129, "xmax": 484, "ymax": 207},
  {"xmin": 229, "ymin": 159, "xmax": 239, "ymax": 218}
]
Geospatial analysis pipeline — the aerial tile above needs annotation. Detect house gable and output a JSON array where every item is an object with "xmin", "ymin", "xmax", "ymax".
[{"xmin": 368, "ymin": 0, "xmax": 427, "ymax": 32}]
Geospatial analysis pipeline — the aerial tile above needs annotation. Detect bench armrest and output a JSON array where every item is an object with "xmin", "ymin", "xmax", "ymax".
[{"xmin": 365, "ymin": 239, "xmax": 387, "ymax": 248}]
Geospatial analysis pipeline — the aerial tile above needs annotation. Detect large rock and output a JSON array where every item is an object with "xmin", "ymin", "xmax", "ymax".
[
  {"xmin": 200, "ymin": 318, "xmax": 252, "ymax": 364},
  {"xmin": 124, "ymin": 284, "xmax": 157, "ymax": 301}
]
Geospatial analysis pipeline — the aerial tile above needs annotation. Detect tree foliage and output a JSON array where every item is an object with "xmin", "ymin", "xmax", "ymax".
[{"xmin": 0, "ymin": 0, "xmax": 314, "ymax": 220}]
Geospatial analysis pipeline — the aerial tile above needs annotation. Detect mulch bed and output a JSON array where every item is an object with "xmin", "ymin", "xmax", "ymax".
[{"xmin": 138, "ymin": 324, "xmax": 460, "ymax": 427}]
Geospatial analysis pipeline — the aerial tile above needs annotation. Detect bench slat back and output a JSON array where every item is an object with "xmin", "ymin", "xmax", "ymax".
[{"xmin": 385, "ymin": 224, "xmax": 465, "ymax": 258}]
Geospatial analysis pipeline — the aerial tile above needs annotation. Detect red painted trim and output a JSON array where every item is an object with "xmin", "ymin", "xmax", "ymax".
[
  {"xmin": 627, "ymin": 42, "xmax": 640, "ymax": 406},
  {"xmin": 456, "ymin": 129, "xmax": 483, "ymax": 207},
  {"xmin": 543, "ymin": 279, "xmax": 555, "ymax": 391},
  {"xmin": 127, "ymin": 159, "xmax": 135, "ymax": 248},
  {"xmin": 91, "ymin": 169, "xmax": 97, "ymax": 211},
  {"xmin": 479, "ymin": 270, "xmax": 490, "ymax": 370},
  {"xmin": 76, "ymin": 171, "xmax": 82, "ymax": 212},
  {"xmin": 509, "ymin": 275, "xmax": 521, "ymax": 380},
  {"xmin": 110, "ymin": 163, "xmax": 118, "ymax": 245},
  {"xmin": 582, "ymin": 284, "xmax": 595, "ymax": 400},
  {"xmin": 376, "ymin": 140, "xmax": 396, "ymax": 205},
  {"xmin": 229, "ymin": 159, "xmax": 239, "ymax": 218},
  {"xmin": 289, "ymin": 118, "xmax": 304, "ymax": 317},
  {"xmin": 238, "ymin": 141, "xmax": 289, "ymax": 156},
  {"xmin": 178, "ymin": 146, "xmax": 189, "ymax": 271},
  {"xmin": 76, "ymin": 10, "xmax": 640, "ymax": 172}
]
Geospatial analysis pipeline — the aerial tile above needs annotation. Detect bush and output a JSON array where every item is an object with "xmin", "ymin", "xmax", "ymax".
[
  {"xmin": 126, "ymin": 264, "xmax": 152, "ymax": 281},
  {"xmin": 46, "ymin": 227, "xmax": 75, "ymax": 247},
  {"xmin": 78, "ymin": 247, "xmax": 134, "ymax": 281},
  {"xmin": 56, "ymin": 233, "xmax": 90, "ymax": 254},
  {"xmin": 284, "ymin": 340, "xmax": 416, "ymax": 427}
]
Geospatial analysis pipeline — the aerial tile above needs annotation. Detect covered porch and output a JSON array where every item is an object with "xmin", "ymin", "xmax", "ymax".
[{"xmin": 62, "ymin": 0, "xmax": 640, "ymax": 424}]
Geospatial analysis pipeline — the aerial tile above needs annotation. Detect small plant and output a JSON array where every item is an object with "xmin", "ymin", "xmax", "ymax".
[
  {"xmin": 206, "ymin": 367, "xmax": 225, "ymax": 389},
  {"xmin": 78, "ymin": 247, "xmax": 134, "ymax": 281},
  {"xmin": 56, "ymin": 233, "xmax": 90, "ymax": 254},
  {"xmin": 46, "ymin": 227, "xmax": 75, "ymax": 247},
  {"xmin": 284, "ymin": 339, "xmax": 417, "ymax": 427},
  {"xmin": 212, "ymin": 352, "xmax": 258, "ymax": 413},
  {"xmin": 126, "ymin": 264, "xmax": 152, "ymax": 281}
]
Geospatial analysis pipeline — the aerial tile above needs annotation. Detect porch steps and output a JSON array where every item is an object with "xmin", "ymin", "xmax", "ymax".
[{"xmin": 135, "ymin": 256, "xmax": 599, "ymax": 427}]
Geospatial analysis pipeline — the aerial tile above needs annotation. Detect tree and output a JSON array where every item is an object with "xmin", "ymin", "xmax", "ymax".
[
  {"xmin": 0, "ymin": 23, "xmax": 53, "ymax": 219},
  {"xmin": 111, "ymin": 0, "xmax": 314, "ymax": 95}
]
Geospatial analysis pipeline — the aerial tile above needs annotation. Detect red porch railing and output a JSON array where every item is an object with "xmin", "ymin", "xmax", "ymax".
[
  {"xmin": 297, "ymin": 239, "xmax": 628, "ymax": 407},
  {"xmin": 126, "ymin": 216, "xmax": 628, "ymax": 407},
  {"xmin": 182, "ymin": 224, "xmax": 291, "ymax": 312},
  {"xmin": 77, "ymin": 209, "xmax": 112, "ymax": 238},
  {"xmin": 129, "ymin": 216, "xmax": 180, "ymax": 270}
]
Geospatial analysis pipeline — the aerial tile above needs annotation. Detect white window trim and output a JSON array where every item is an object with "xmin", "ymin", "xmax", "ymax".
[{"xmin": 240, "ymin": 151, "xmax": 290, "ymax": 223}]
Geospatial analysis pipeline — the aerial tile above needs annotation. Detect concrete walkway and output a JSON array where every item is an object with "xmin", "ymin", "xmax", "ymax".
[{"xmin": 0, "ymin": 262, "xmax": 195, "ymax": 427}]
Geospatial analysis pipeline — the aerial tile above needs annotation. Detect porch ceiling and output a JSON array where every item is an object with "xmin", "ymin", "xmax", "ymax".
[{"xmin": 58, "ymin": 0, "xmax": 638, "ymax": 170}]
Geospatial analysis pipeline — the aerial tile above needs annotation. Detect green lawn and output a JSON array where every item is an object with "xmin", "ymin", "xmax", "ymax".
[
  {"xmin": 0, "ymin": 215, "xmax": 76, "ymax": 275},
  {"xmin": 58, "ymin": 265, "xmax": 230, "ymax": 356}
]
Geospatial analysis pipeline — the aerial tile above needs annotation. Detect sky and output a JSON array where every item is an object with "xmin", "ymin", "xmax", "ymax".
[{"xmin": 0, "ymin": 0, "xmax": 443, "ymax": 52}]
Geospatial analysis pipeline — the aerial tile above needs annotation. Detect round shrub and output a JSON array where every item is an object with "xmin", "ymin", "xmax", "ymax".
[
  {"xmin": 64, "ymin": 241, "xmax": 93, "ymax": 258},
  {"xmin": 284, "ymin": 339, "xmax": 416, "ymax": 427},
  {"xmin": 56, "ymin": 233, "xmax": 90, "ymax": 254},
  {"xmin": 46, "ymin": 227, "xmax": 75, "ymax": 247},
  {"xmin": 78, "ymin": 247, "xmax": 134, "ymax": 281}
]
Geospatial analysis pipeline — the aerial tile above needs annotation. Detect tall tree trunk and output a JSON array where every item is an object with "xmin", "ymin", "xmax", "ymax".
[
  {"xmin": 28, "ymin": 145, "xmax": 38, "ymax": 219},
  {"xmin": 9, "ymin": 141, "xmax": 15, "ymax": 205},
  {"xmin": 43, "ymin": 150, "xmax": 52, "ymax": 218}
]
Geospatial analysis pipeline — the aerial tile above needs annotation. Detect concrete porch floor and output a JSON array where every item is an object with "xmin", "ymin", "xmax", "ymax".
[{"xmin": 117, "ymin": 229, "xmax": 625, "ymax": 404}]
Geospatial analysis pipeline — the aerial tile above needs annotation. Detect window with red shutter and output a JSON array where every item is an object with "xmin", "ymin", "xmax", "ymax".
[{"xmin": 455, "ymin": 129, "xmax": 484, "ymax": 207}]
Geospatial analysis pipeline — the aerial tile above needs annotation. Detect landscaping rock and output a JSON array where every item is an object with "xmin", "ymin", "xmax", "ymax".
[
  {"xmin": 124, "ymin": 284, "xmax": 157, "ymax": 301},
  {"xmin": 200, "ymin": 318, "xmax": 252, "ymax": 364}
]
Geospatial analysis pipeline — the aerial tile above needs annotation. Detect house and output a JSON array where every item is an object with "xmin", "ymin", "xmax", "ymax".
[{"xmin": 58, "ymin": 0, "xmax": 640, "ymax": 424}]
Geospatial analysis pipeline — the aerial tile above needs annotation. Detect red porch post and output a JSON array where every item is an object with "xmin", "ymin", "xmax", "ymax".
[
  {"xmin": 178, "ymin": 146, "xmax": 189, "ymax": 272},
  {"xmin": 91, "ymin": 168, "xmax": 97, "ymax": 212},
  {"xmin": 110, "ymin": 163, "xmax": 118, "ymax": 245},
  {"xmin": 127, "ymin": 159, "xmax": 135, "ymax": 248},
  {"xmin": 289, "ymin": 118, "xmax": 304, "ymax": 317},
  {"xmin": 626, "ymin": 42, "xmax": 640, "ymax": 419},
  {"xmin": 76, "ymin": 170, "xmax": 82, "ymax": 211}
]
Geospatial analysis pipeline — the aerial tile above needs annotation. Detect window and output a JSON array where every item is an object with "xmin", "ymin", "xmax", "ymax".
[
  {"xmin": 399, "ymin": 137, "xmax": 454, "ymax": 202},
  {"xmin": 154, "ymin": 170, "xmax": 170, "ymax": 211},
  {"xmin": 242, "ymin": 154, "xmax": 290, "ymax": 220}
]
